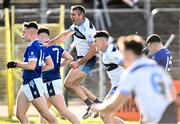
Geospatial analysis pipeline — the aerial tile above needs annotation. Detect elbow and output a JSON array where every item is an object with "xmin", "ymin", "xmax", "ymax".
[
  {"xmin": 30, "ymin": 66, "xmax": 36, "ymax": 70},
  {"xmin": 51, "ymin": 64, "xmax": 54, "ymax": 70},
  {"xmin": 49, "ymin": 63, "xmax": 54, "ymax": 70}
]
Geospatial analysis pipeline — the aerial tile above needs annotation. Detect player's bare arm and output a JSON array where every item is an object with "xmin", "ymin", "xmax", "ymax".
[
  {"xmin": 60, "ymin": 51, "xmax": 74, "ymax": 67},
  {"xmin": 42, "ymin": 56, "xmax": 54, "ymax": 72},
  {"xmin": 70, "ymin": 44, "xmax": 96, "ymax": 69},
  {"xmin": 48, "ymin": 31, "xmax": 74, "ymax": 46},
  {"xmin": 7, "ymin": 61, "xmax": 37, "ymax": 70}
]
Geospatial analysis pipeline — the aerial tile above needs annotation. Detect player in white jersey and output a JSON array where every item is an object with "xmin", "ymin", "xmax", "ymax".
[
  {"xmin": 47, "ymin": 5, "xmax": 101, "ymax": 119},
  {"xmin": 94, "ymin": 31, "xmax": 125, "ymax": 124},
  {"xmin": 91, "ymin": 36, "xmax": 177, "ymax": 124}
]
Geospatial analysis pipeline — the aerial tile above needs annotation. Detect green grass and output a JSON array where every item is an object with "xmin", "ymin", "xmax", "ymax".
[{"xmin": 0, "ymin": 117, "xmax": 139, "ymax": 124}]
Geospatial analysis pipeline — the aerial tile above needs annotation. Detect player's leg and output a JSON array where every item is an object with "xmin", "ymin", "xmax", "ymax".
[
  {"xmin": 112, "ymin": 116, "xmax": 125, "ymax": 124},
  {"xmin": 64, "ymin": 68, "xmax": 93, "ymax": 105},
  {"xmin": 64, "ymin": 68, "xmax": 94, "ymax": 119},
  {"xmin": 49, "ymin": 94, "xmax": 81, "ymax": 123},
  {"xmin": 80, "ymin": 86, "xmax": 101, "ymax": 118},
  {"xmin": 32, "ymin": 96, "xmax": 58, "ymax": 124},
  {"xmin": 16, "ymin": 89, "xmax": 30, "ymax": 123},
  {"xmin": 100, "ymin": 86, "xmax": 125, "ymax": 124},
  {"xmin": 80, "ymin": 86, "xmax": 101, "ymax": 103},
  {"xmin": 39, "ymin": 96, "xmax": 52, "ymax": 124},
  {"xmin": 29, "ymin": 78, "xmax": 58, "ymax": 124},
  {"xmin": 100, "ymin": 112, "xmax": 125, "ymax": 124}
]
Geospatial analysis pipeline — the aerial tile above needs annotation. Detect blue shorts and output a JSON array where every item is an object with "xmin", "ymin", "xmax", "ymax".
[{"xmin": 78, "ymin": 56, "xmax": 96, "ymax": 74}]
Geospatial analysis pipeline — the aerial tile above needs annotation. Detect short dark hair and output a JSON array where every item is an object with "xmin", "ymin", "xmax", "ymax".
[
  {"xmin": 71, "ymin": 5, "xmax": 86, "ymax": 15},
  {"xmin": 23, "ymin": 21, "xmax": 38, "ymax": 29},
  {"xmin": 38, "ymin": 27, "xmax": 50, "ymax": 36},
  {"xmin": 94, "ymin": 30, "xmax": 109, "ymax": 39},
  {"xmin": 146, "ymin": 34, "xmax": 162, "ymax": 43},
  {"xmin": 124, "ymin": 39, "xmax": 144, "ymax": 56}
]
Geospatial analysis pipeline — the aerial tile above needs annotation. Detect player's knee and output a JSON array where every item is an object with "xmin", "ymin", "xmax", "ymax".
[
  {"xmin": 16, "ymin": 111, "xmax": 25, "ymax": 120},
  {"xmin": 64, "ymin": 81, "xmax": 73, "ymax": 90},
  {"xmin": 59, "ymin": 109, "xmax": 69, "ymax": 117},
  {"xmin": 39, "ymin": 110, "xmax": 49, "ymax": 118}
]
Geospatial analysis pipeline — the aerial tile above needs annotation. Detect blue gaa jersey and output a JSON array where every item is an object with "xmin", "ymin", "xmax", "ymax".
[
  {"xmin": 22, "ymin": 40, "xmax": 49, "ymax": 84},
  {"xmin": 152, "ymin": 48, "xmax": 172, "ymax": 72},
  {"xmin": 42, "ymin": 45, "xmax": 64, "ymax": 82}
]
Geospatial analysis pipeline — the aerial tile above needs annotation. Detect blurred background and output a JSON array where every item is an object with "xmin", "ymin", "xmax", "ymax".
[{"xmin": 0, "ymin": 0, "xmax": 180, "ymax": 121}]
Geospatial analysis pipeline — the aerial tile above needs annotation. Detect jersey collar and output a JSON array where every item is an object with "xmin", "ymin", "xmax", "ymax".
[{"xmin": 28, "ymin": 39, "xmax": 39, "ymax": 46}]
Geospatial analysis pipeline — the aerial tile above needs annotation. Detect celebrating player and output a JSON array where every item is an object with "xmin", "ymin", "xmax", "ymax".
[
  {"xmin": 7, "ymin": 22, "xmax": 58, "ymax": 124},
  {"xmin": 91, "ymin": 36, "xmax": 177, "ymax": 123},
  {"xmin": 38, "ymin": 27, "xmax": 80, "ymax": 124},
  {"xmin": 47, "ymin": 5, "xmax": 101, "ymax": 119},
  {"xmin": 94, "ymin": 31, "xmax": 125, "ymax": 124}
]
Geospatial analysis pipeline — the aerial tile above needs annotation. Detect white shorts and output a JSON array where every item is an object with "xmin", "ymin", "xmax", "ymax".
[
  {"xmin": 20, "ymin": 78, "xmax": 45, "ymax": 101},
  {"xmin": 43, "ymin": 79, "xmax": 63, "ymax": 97}
]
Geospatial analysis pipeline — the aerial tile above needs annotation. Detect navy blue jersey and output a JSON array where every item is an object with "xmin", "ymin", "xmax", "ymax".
[
  {"xmin": 22, "ymin": 40, "xmax": 49, "ymax": 84},
  {"xmin": 42, "ymin": 45, "xmax": 64, "ymax": 82},
  {"xmin": 152, "ymin": 48, "xmax": 172, "ymax": 71}
]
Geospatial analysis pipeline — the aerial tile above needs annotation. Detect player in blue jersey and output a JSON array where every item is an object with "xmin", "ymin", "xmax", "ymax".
[
  {"xmin": 47, "ymin": 5, "xmax": 101, "ymax": 119},
  {"xmin": 7, "ymin": 22, "xmax": 58, "ymax": 124},
  {"xmin": 38, "ymin": 27, "xmax": 80, "ymax": 124},
  {"xmin": 146, "ymin": 34, "xmax": 172, "ymax": 72}
]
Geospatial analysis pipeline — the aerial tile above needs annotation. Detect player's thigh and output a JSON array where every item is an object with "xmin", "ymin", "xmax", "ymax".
[
  {"xmin": 49, "ymin": 94, "xmax": 67, "ymax": 112},
  {"xmin": 64, "ymin": 68, "xmax": 86, "ymax": 85},
  {"xmin": 31, "ymin": 96, "xmax": 49, "ymax": 114},
  {"xmin": 44, "ymin": 95, "xmax": 52, "ymax": 109},
  {"xmin": 16, "ymin": 89, "xmax": 30, "ymax": 115}
]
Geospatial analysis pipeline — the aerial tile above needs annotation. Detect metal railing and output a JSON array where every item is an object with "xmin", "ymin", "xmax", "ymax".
[{"xmin": 148, "ymin": 8, "xmax": 180, "ymax": 35}]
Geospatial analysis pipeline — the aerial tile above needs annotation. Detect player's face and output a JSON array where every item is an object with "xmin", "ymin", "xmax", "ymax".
[
  {"xmin": 22, "ymin": 27, "xmax": 31, "ymax": 42},
  {"xmin": 94, "ymin": 38, "xmax": 103, "ymax": 51},
  {"xmin": 148, "ymin": 43, "xmax": 156, "ymax": 53},
  {"xmin": 38, "ymin": 33, "xmax": 49, "ymax": 43},
  {"xmin": 70, "ymin": 10, "xmax": 83, "ymax": 25}
]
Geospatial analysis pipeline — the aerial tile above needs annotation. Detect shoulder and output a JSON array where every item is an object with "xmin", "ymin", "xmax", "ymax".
[
  {"xmin": 155, "ymin": 48, "xmax": 171, "ymax": 58},
  {"xmin": 84, "ymin": 18, "xmax": 96, "ymax": 30},
  {"xmin": 49, "ymin": 45, "xmax": 64, "ymax": 52}
]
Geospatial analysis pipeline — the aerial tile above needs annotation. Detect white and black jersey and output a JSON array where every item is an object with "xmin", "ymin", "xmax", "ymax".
[
  {"xmin": 102, "ymin": 44, "xmax": 124, "ymax": 87},
  {"xmin": 68, "ymin": 18, "xmax": 96, "ymax": 57}
]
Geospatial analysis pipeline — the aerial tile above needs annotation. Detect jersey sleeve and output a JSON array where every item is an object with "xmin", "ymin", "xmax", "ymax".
[
  {"xmin": 67, "ymin": 24, "xmax": 76, "ymax": 32},
  {"xmin": 27, "ymin": 46, "xmax": 38, "ymax": 62},
  {"xmin": 153, "ymin": 53, "xmax": 162, "ymax": 65},
  {"xmin": 58, "ymin": 46, "xmax": 65, "ymax": 54},
  {"xmin": 116, "ymin": 71, "xmax": 135, "ymax": 95}
]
